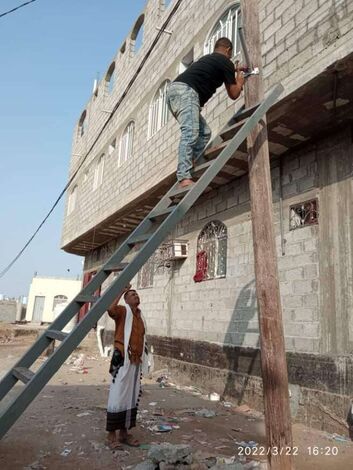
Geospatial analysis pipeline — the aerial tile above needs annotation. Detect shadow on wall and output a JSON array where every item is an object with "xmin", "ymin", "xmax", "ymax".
[{"xmin": 222, "ymin": 279, "xmax": 260, "ymax": 404}]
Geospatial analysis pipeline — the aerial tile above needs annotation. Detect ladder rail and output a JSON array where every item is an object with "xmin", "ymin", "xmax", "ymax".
[{"xmin": 0, "ymin": 83, "xmax": 283, "ymax": 439}]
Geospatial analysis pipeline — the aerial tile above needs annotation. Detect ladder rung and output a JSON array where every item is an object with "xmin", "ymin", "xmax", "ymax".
[
  {"xmin": 204, "ymin": 142, "xmax": 227, "ymax": 159},
  {"xmin": 46, "ymin": 330, "xmax": 68, "ymax": 342},
  {"xmin": 127, "ymin": 233, "xmax": 151, "ymax": 246},
  {"xmin": 220, "ymin": 119, "xmax": 248, "ymax": 141},
  {"xmin": 75, "ymin": 294, "xmax": 99, "ymax": 303},
  {"xmin": 12, "ymin": 367, "xmax": 35, "ymax": 384},
  {"xmin": 231, "ymin": 103, "xmax": 260, "ymax": 123},
  {"xmin": 149, "ymin": 206, "xmax": 175, "ymax": 219},
  {"xmin": 168, "ymin": 184, "xmax": 194, "ymax": 199},
  {"xmin": 193, "ymin": 160, "xmax": 213, "ymax": 175},
  {"xmin": 103, "ymin": 262, "xmax": 128, "ymax": 272}
]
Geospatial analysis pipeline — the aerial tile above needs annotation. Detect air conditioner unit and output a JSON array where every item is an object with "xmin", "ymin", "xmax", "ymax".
[{"xmin": 166, "ymin": 240, "xmax": 188, "ymax": 260}]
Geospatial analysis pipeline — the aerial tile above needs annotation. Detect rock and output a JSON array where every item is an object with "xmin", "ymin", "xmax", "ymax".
[
  {"xmin": 148, "ymin": 443, "xmax": 192, "ymax": 464},
  {"xmin": 195, "ymin": 409, "xmax": 216, "ymax": 418},
  {"xmin": 132, "ymin": 460, "xmax": 156, "ymax": 470}
]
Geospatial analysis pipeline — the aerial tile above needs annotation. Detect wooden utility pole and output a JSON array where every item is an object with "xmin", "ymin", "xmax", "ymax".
[{"xmin": 240, "ymin": 1, "xmax": 294, "ymax": 469}]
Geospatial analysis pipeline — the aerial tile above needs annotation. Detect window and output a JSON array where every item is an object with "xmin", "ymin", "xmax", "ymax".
[
  {"xmin": 105, "ymin": 62, "xmax": 116, "ymax": 94},
  {"xmin": 93, "ymin": 154, "xmax": 105, "ymax": 190},
  {"xmin": 109, "ymin": 138, "xmax": 117, "ymax": 156},
  {"xmin": 52, "ymin": 295, "xmax": 68, "ymax": 310},
  {"xmin": 204, "ymin": 5, "xmax": 241, "ymax": 57},
  {"xmin": 119, "ymin": 121, "xmax": 135, "ymax": 166},
  {"xmin": 137, "ymin": 257, "xmax": 154, "ymax": 288},
  {"xmin": 78, "ymin": 110, "xmax": 87, "ymax": 137},
  {"xmin": 84, "ymin": 169, "xmax": 89, "ymax": 182},
  {"xmin": 120, "ymin": 41, "xmax": 126, "ymax": 54},
  {"xmin": 179, "ymin": 48, "xmax": 194, "ymax": 74},
  {"xmin": 289, "ymin": 199, "xmax": 318, "ymax": 230},
  {"xmin": 131, "ymin": 14, "xmax": 144, "ymax": 54},
  {"xmin": 148, "ymin": 80, "xmax": 170, "ymax": 139},
  {"xmin": 194, "ymin": 221, "xmax": 227, "ymax": 282},
  {"xmin": 67, "ymin": 185, "xmax": 78, "ymax": 215}
]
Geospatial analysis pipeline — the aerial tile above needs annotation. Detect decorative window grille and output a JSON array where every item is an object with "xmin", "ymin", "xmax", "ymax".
[
  {"xmin": 194, "ymin": 221, "xmax": 227, "ymax": 281},
  {"xmin": 137, "ymin": 257, "xmax": 154, "ymax": 288},
  {"xmin": 67, "ymin": 185, "xmax": 77, "ymax": 215},
  {"xmin": 52, "ymin": 295, "xmax": 68, "ymax": 310},
  {"xmin": 93, "ymin": 154, "xmax": 105, "ymax": 190},
  {"xmin": 204, "ymin": 5, "xmax": 241, "ymax": 58},
  {"xmin": 148, "ymin": 80, "xmax": 170, "ymax": 139},
  {"xmin": 119, "ymin": 121, "xmax": 135, "ymax": 166},
  {"xmin": 289, "ymin": 199, "xmax": 318, "ymax": 230}
]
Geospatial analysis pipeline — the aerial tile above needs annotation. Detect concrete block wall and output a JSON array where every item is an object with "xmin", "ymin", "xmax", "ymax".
[
  {"xmin": 61, "ymin": 0, "xmax": 353, "ymax": 248},
  {"xmin": 136, "ymin": 139, "xmax": 321, "ymax": 353}
]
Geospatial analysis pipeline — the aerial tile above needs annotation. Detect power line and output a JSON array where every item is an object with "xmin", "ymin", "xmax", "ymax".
[
  {"xmin": 0, "ymin": 0, "xmax": 184, "ymax": 279},
  {"xmin": 0, "ymin": 0, "xmax": 38, "ymax": 19}
]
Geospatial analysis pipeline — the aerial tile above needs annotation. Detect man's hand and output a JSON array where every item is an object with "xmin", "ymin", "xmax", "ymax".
[{"xmin": 124, "ymin": 283, "xmax": 132, "ymax": 292}]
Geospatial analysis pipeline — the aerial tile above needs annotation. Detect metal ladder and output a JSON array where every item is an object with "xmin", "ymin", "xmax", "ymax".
[{"xmin": 0, "ymin": 83, "xmax": 283, "ymax": 439}]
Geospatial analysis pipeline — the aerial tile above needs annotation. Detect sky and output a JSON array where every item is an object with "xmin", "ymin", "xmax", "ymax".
[{"xmin": 0, "ymin": 0, "xmax": 146, "ymax": 298}]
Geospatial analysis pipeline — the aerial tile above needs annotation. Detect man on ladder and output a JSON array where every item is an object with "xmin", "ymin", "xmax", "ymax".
[{"xmin": 167, "ymin": 37, "xmax": 245, "ymax": 188}]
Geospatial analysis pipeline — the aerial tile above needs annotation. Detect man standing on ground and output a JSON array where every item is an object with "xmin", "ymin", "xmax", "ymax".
[
  {"xmin": 167, "ymin": 37, "xmax": 245, "ymax": 188},
  {"xmin": 106, "ymin": 284, "xmax": 147, "ymax": 448}
]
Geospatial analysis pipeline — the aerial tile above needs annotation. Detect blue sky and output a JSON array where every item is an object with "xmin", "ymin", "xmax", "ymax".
[{"xmin": 0, "ymin": 0, "xmax": 146, "ymax": 298}]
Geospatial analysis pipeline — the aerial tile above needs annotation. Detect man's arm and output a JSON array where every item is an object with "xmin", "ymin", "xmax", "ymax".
[
  {"xmin": 225, "ymin": 65, "xmax": 245, "ymax": 100},
  {"xmin": 108, "ymin": 283, "xmax": 131, "ymax": 319}
]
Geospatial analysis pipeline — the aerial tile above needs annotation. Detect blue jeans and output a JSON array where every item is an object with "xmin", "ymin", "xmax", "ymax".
[{"xmin": 167, "ymin": 82, "xmax": 212, "ymax": 182}]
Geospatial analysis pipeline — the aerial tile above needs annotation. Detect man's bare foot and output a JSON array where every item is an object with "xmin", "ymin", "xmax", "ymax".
[
  {"xmin": 106, "ymin": 431, "xmax": 122, "ymax": 449},
  {"xmin": 118, "ymin": 429, "xmax": 140, "ymax": 447},
  {"xmin": 178, "ymin": 178, "xmax": 194, "ymax": 188}
]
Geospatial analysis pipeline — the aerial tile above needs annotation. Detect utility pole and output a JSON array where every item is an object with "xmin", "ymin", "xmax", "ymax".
[{"xmin": 240, "ymin": 1, "xmax": 294, "ymax": 469}]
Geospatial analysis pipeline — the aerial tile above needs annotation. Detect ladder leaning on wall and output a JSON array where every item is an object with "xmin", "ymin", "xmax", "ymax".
[{"xmin": 0, "ymin": 83, "xmax": 283, "ymax": 440}]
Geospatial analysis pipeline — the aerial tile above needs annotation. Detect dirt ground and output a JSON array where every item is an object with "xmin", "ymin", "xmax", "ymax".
[{"xmin": 1, "ymin": 335, "xmax": 353, "ymax": 470}]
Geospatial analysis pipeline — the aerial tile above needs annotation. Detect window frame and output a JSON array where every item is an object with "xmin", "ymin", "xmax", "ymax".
[
  {"xmin": 118, "ymin": 121, "xmax": 135, "ymax": 167},
  {"xmin": 67, "ymin": 185, "xmax": 78, "ymax": 215},
  {"xmin": 147, "ymin": 79, "xmax": 171, "ymax": 139},
  {"xmin": 93, "ymin": 154, "xmax": 105, "ymax": 190},
  {"xmin": 204, "ymin": 4, "xmax": 241, "ymax": 58},
  {"xmin": 195, "ymin": 220, "xmax": 228, "ymax": 281}
]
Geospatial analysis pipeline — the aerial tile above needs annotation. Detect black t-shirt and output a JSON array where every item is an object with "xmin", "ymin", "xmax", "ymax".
[{"xmin": 174, "ymin": 52, "xmax": 236, "ymax": 107}]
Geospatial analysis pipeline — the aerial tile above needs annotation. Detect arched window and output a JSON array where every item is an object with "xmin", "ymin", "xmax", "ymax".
[
  {"xmin": 131, "ymin": 14, "xmax": 144, "ymax": 54},
  {"xmin": 67, "ymin": 185, "xmax": 78, "ymax": 215},
  {"xmin": 119, "ymin": 121, "xmax": 135, "ymax": 166},
  {"xmin": 204, "ymin": 5, "xmax": 241, "ymax": 57},
  {"xmin": 52, "ymin": 295, "xmax": 68, "ymax": 310},
  {"xmin": 93, "ymin": 154, "xmax": 105, "ymax": 190},
  {"xmin": 78, "ymin": 110, "xmax": 87, "ymax": 137},
  {"xmin": 148, "ymin": 80, "xmax": 170, "ymax": 139},
  {"xmin": 105, "ymin": 61, "xmax": 116, "ymax": 94},
  {"xmin": 194, "ymin": 221, "xmax": 227, "ymax": 282}
]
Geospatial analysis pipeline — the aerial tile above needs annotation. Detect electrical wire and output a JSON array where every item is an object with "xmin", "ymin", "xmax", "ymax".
[
  {"xmin": 0, "ymin": 0, "xmax": 38, "ymax": 19},
  {"xmin": 0, "ymin": 0, "xmax": 184, "ymax": 279}
]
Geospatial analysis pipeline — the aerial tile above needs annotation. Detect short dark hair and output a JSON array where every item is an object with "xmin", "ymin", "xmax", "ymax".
[
  {"xmin": 214, "ymin": 37, "xmax": 233, "ymax": 51},
  {"xmin": 124, "ymin": 289, "xmax": 136, "ymax": 300}
]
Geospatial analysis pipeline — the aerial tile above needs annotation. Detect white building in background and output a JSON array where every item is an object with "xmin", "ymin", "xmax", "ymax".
[{"xmin": 26, "ymin": 276, "xmax": 81, "ymax": 324}]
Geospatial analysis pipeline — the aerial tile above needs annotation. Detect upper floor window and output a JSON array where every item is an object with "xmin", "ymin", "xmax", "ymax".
[
  {"xmin": 148, "ymin": 80, "xmax": 170, "ymax": 139},
  {"xmin": 204, "ymin": 5, "xmax": 241, "ymax": 58},
  {"xmin": 179, "ymin": 48, "xmax": 194, "ymax": 74},
  {"xmin": 109, "ymin": 138, "xmax": 117, "ymax": 156},
  {"xmin": 194, "ymin": 221, "xmax": 227, "ymax": 282},
  {"xmin": 119, "ymin": 121, "xmax": 135, "ymax": 166},
  {"xmin": 67, "ymin": 185, "xmax": 78, "ymax": 215},
  {"xmin": 131, "ymin": 14, "xmax": 144, "ymax": 54},
  {"xmin": 93, "ymin": 154, "xmax": 105, "ymax": 190},
  {"xmin": 78, "ymin": 110, "xmax": 87, "ymax": 137},
  {"xmin": 105, "ymin": 61, "xmax": 116, "ymax": 94}
]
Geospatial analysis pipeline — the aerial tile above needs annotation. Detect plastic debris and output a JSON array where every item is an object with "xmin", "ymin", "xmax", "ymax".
[
  {"xmin": 331, "ymin": 433, "xmax": 349, "ymax": 442},
  {"xmin": 76, "ymin": 412, "xmax": 92, "ymax": 417},
  {"xmin": 209, "ymin": 392, "xmax": 220, "ymax": 401},
  {"xmin": 223, "ymin": 401, "xmax": 233, "ymax": 408},
  {"xmin": 148, "ymin": 424, "xmax": 173, "ymax": 432},
  {"xmin": 195, "ymin": 408, "xmax": 216, "ymax": 418},
  {"xmin": 149, "ymin": 402, "xmax": 158, "ymax": 406},
  {"xmin": 60, "ymin": 448, "xmax": 72, "ymax": 457}
]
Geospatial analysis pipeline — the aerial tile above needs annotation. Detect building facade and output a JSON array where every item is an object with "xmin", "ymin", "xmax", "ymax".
[
  {"xmin": 61, "ymin": 0, "xmax": 353, "ymax": 433},
  {"xmin": 26, "ymin": 276, "xmax": 82, "ymax": 324}
]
